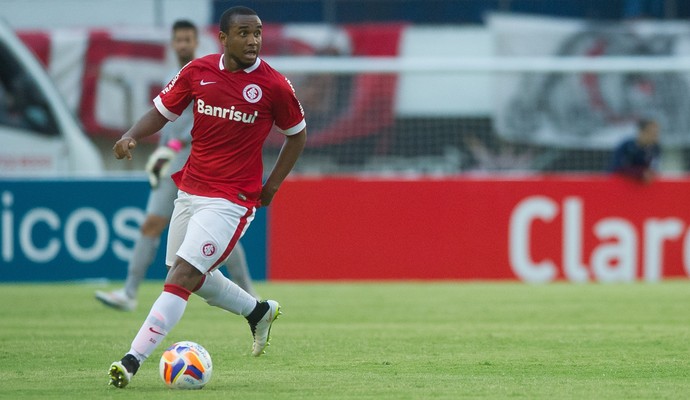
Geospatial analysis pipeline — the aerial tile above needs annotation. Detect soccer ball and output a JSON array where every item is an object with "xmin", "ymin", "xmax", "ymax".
[{"xmin": 159, "ymin": 341, "xmax": 213, "ymax": 389}]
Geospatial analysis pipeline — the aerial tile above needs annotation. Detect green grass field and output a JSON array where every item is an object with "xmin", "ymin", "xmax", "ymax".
[{"xmin": 1, "ymin": 281, "xmax": 689, "ymax": 399}]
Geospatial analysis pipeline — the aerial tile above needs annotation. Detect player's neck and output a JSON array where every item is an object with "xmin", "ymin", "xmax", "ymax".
[{"xmin": 223, "ymin": 54, "xmax": 255, "ymax": 72}]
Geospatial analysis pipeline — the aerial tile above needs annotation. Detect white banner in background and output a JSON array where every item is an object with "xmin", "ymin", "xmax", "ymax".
[{"xmin": 489, "ymin": 13, "xmax": 690, "ymax": 148}]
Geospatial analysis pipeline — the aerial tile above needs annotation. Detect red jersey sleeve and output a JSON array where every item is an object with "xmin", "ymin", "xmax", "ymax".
[
  {"xmin": 153, "ymin": 61, "xmax": 194, "ymax": 122},
  {"xmin": 272, "ymin": 75, "xmax": 306, "ymax": 135}
]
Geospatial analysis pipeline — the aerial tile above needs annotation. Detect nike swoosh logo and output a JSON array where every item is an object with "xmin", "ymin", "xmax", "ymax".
[
  {"xmin": 200, "ymin": 80, "xmax": 216, "ymax": 86},
  {"xmin": 149, "ymin": 327, "xmax": 165, "ymax": 335}
]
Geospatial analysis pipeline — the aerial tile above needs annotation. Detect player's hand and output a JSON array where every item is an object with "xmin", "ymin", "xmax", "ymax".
[
  {"xmin": 145, "ymin": 146, "xmax": 176, "ymax": 188},
  {"xmin": 113, "ymin": 137, "xmax": 137, "ymax": 160},
  {"xmin": 258, "ymin": 186, "xmax": 277, "ymax": 208}
]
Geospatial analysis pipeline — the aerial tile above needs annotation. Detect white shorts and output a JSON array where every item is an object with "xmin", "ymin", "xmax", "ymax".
[{"xmin": 166, "ymin": 190, "xmax": 255, "ymax": 274}]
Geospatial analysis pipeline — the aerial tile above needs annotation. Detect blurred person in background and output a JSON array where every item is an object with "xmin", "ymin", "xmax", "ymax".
[
  {"xmin": 95, "ymin": 19, "xmax": 258, "ymax": 312},
  {"xmin": 609, "ymin": 118, "xmax": 661, "ymax": 184}
]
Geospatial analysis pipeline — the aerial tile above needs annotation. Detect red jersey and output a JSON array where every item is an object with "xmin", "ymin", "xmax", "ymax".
[{"xmin": 153, "ymin": 54, "xmax": 306, "ymax": 207}]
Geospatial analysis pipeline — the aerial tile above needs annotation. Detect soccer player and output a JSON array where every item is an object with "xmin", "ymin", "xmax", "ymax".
[
  {"xmin": 95, "ymin": 20, "xmax": 258, "ymax": 312},
  {"xmin": 108, "ymin": 6, "xmax": 307, "ymax": 388},
  {"xmin": 610, "ymin": 118, "xmax": 661, "ymax": 184}
]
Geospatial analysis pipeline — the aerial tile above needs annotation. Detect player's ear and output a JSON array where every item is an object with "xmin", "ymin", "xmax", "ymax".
[{"xmin": 218, "ymin": 31, "xmax": 227, "ymax": 45}]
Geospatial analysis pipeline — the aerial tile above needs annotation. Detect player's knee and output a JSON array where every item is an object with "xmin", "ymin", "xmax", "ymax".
[
  {"xmin": 166, "ymin": 259, "xmax": 203, "ymax": 290},
  {"xmin": 140, "ymin": 215, "xmax": 169, "ymax": 236}
]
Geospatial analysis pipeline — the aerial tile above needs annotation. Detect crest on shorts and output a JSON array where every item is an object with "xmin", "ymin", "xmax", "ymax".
[
  {"xmin": 201, "ymin": 242, "xmax": 217, "ymax": 258},
  {"xmin": 243, "ymin": 84, "xmax": 262, "ymax": 103}
]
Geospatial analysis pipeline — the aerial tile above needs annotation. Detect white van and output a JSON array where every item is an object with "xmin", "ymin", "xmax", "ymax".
[{"xmin": 0, "ymin": 18, "xmax": 103, "ymax": 176}]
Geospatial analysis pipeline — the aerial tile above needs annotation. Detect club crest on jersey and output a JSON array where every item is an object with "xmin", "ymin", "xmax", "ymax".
[
  {"xmin": 243, "ymin": 84, "xmax": 262, "ymax": 103},
  {"xmin": 201, "ymin": 242, "xmax": 217, "ymax": 258}
]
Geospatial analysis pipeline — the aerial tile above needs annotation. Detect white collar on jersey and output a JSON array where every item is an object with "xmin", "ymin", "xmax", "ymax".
[{"xmin": 218, "ymin": 54, "xmax": 262, "ymax": 73}]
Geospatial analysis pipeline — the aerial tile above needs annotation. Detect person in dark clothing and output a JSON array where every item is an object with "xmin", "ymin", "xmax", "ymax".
[{"xmin": 610, "ymin": 119, "xmax": 661, "ymax": 184}]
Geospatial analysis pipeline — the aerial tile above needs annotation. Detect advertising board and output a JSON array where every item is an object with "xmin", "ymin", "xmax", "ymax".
[
  {"xmin": 269, "ymin": 176, "xmax": 690, "ymax": 282},
  {"xmin": 0, "ymin": 179, "xmax": 266, "ymax": 281}
]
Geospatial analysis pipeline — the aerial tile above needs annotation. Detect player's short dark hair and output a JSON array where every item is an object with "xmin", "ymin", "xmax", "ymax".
[
  {"xmin": 172, "ymin": 19, "xmax": 197, "ymax": 36},
  {"xmin": 219, "ymin": 6, "xmax": 258, "ymax": 33}
]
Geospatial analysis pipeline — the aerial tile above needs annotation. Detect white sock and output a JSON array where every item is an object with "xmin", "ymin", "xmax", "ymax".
[
  {"xmin": 128, "ymin": 284, "xmax": 190, "ymax": 363},
  {"xmin": 194, "ymin": 270, "xmax": 257, "ymax": 316},
  {"xmin": 124, "ymin": 235, "xmax": 160, "ymax": 299}
]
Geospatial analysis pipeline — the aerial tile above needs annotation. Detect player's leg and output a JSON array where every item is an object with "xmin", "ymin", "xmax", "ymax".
[
  {"xmin": 186, "ymin": 197, "xmax": 257, "ymax": 318},
  {"xmin": 123, "ymin": 215, "xmax": 167, "ymax": 295},
  {"xmin": 194, "ymin": 266, "xmax": 279, "ymax": 357},
  {"xmin": 109, "ymin": 191, "xmax": 195, "ymax": 388},
  {"xmin": 222, "ymin": 242, "xmax": 260, "ymax": 299},
  {"xmin": 127, "ymin": 260, "xmax": 201, "ymax": 361},
  {"xmin": 108, "ymin": 193, "xmax": 279, "ymax": 387},
  {"xmin": 109, "ymin": 258, "xmax": 198, "ymax": 388},
  {"xmin": 181, "ymin": 197, "xmax": 279, "ymax": 356},
  {"xmin": 95, "ymin": 216, "xmax": 166, "ymax": 311},
  {"xmin": 96, "ymin": 174, "xmax": 177, "ymax": 311},
  {"xmin": 122, "ymin": 175, "xmax": 177, "ymax": 299}
]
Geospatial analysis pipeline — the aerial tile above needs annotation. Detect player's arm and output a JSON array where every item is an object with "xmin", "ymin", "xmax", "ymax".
[
  {"xmin": 260, "ymin": 128, "xmax": 307, "ymax": 207},
  {"xmin": 113, "ymin": 108, "xmax": 169, "ymax": 160}
]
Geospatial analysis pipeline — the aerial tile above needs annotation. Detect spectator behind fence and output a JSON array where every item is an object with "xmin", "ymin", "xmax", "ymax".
[{"xmin": 609, "ymin": 119, "xmax": 661, "ymax": 184}]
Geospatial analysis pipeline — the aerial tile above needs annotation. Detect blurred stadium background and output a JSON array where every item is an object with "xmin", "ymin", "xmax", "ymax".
[
  {"xmin": 2, "ymin": 0, "xmax": 690, "ymax": 283},
  {"xmin": 4, "ymin": 5, "xmax": 690, "ymax": 398},
  {"xmin": 5, "ymin": 0, "xmax": 690, "ymax": 175}
]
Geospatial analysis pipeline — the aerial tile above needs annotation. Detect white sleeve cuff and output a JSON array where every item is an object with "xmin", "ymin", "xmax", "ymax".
[
  {"xmin": 153, "ymin": 96, "xmax": 180, "ymax": 122},
  {"xmin": 277, "ymin": 119, "xmax": 306, "ymax": 136}
]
